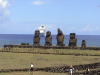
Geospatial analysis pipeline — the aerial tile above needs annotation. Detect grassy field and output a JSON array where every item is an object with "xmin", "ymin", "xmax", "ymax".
[
  {"xmin": 0, "ymin": 52, "xmax": 100, "ymax": 69},
  {"xmin": 0, "ymin": 71, "xmax": 66, "ymax": 75},
  {"xmin": 0, "ymin": 48, "xmax": 100, "ymax": 75},
  {"xmin": 0, "ymin": 48, "xmax": 100, "ymax": 56}
]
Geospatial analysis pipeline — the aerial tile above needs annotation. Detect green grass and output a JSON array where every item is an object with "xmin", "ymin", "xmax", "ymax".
[{"xmin": 0, "ymin": 52, "xmax": 100, "ymax": 69}]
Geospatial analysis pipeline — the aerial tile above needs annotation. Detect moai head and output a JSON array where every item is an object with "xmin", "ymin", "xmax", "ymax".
[
  {"xmin": 34, "ymin": 30, "xmax": 40, "ymax": 37},
  {"xmin": 82, "ymin": 40, "xmax": 86, "ymax": 44},
  {"xmin": 82, "ymin": 40, "xmax": 86, "ymax": 46},
  {"xmin": 69, "ymin": 33, "xmax": 77, "ymax": 47},
  {"xmin": 70, "ymin": 33, "xmax": 76, "ymax": 39},
  {"xmin": 45, "ymin": 31, "xmax": 52, "ymax": 46},
  {"xmin": 57, "ymin": 28, "xmax": 65, "ymax": 46},
  {"xmin": 81, "ymin": 40, "xmax": 86, "ymax": 48},
  {"xmin": 58, "ymin": 28, "xmax": 63, "ymax": 35},
  {"xmin": 33, "ymin": 30, "xmax": 40, "ymax": 46},
  {"xmin": 46, "ymin": 31, "xmax": 51, "ymax": 37}
]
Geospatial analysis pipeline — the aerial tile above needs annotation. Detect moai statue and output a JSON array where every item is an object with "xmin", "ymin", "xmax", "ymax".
[
  {"xmin": 68, "ymin": 33, "xmax": 77, "ymax": 47},
  {"xmin": 33, "ymin": 30, "xmax": 40, "ymax": 46},
  {"xmin": 81, "ymin": 40, "xmax": 86, "ymax": 48},
  {"xmin": 44, "ymin": 31, "xmax": 52, "ymax": 46},
  {"xmin": 56, "ymin": 28, "xmax": 65, "ymax": 46}
]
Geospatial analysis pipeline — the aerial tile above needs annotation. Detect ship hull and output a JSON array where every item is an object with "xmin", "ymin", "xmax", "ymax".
[{"xmin": 40, "ymin": 33, "xmax": 46, "ymax": 37}]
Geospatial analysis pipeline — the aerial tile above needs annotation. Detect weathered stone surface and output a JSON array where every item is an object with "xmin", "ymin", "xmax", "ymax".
[
  {"xmin": 44, "ymin": 31, "xmax": 52, "ymax": 46},
  {"xmin": 56, "ymin": 28, "xmax": 65, "ymax": 46},
  {"xmin": 33, "ymin": 30, "xmax": 40, "ymax": 46},
  {"xmin": 81, "ymin": 40, "xmax": 86, "ymax": 48},
  {"xmin": 21, "ymin": 43, "xmax": 29, "ymax": 45},
  {"xmin": 68, "ymin": 33, "xmax": 77, "ymax": 47},
  {"xmin": 0, "ymin": 62, "xmax": 99, "ymax": 75}
]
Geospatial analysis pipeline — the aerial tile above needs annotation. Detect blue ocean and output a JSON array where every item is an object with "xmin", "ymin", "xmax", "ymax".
[{"xmin": 0, "ymin": 34, "xmax": 100, "ymax": 47}]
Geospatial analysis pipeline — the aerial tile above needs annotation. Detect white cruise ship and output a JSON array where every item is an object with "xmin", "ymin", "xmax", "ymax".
[{"xmin": 37, "ymin": 25, "xmax": 46, "ymax": 37}]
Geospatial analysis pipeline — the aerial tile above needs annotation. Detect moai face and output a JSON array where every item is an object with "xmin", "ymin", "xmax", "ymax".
[
  {"xmin": 57, "ymin": 28, "xmax": 65, "ymax": 46},
  {"xmin": 82, "ymin": 40, "xmax": 86, "ymax": 47},
  {"xmin": 35, "ymin": 30, "xmax": 40, "ymax": 37},
  {"xmin": 45, "ymin": 31, "xmax": 52, "ymax": 46},
  {"xmin": 33, "ymin": 30, "xmax": 40, "ymax": 46},
  {"xmin": 58, "ymin": 28, "xmax": 62, "ymax": 35},
  {"xmin": 69, "ymin": 33, "xmax": 77, "ymax": 47},
  {"xmin": 82, "ymin": 40, "xmax": 86, "ymax": 43},
  {"xmin": 46, "ymin": 31, "xmax": 51, "ymax": 37},
  {"xmin": 70, "ymin": 33, "xmax": 75, "ymax": 39}
]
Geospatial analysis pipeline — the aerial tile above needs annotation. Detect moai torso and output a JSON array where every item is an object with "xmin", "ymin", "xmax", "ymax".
[
  {"xmin": 69, "ymin": 39, "xmax": 77, "ymax": 44},
  {"xmin": 33, "ymin": 30, "xmax": 40, "ymax": 46},
  {"xmin": 57, "ymin": 34, "xmax": 64, "ymax": 43},
  {"xmin": 45, "ymin": 31, "xmax": 52, "ymax": 46},
  {"xmin": 56, "ymin": 28, "xmax": 65, "ymax": 46}
]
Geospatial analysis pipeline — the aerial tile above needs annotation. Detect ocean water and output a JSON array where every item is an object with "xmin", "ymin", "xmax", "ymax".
[{"xmin": 0, "ymin": 34, "xmax": 100, "ymax": 47}]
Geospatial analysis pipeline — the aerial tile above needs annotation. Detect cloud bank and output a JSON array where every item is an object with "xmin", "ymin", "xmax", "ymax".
[{"xmin": 81, "ymin": 24, "xmax": 99, "ymax": 32}]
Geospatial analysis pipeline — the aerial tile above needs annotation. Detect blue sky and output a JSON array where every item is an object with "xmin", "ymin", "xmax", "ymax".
[{"xmin": 0, "ymin": 0, "xmax": 100, "ymax": 35}]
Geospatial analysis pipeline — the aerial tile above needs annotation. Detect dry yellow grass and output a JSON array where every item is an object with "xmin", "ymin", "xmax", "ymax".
[
  {"xmin": 0, "ymin": 47, "xmax": 100, "ymax": 56},
  {"xmin": 0, "ymin": 52, "xmax": 100, "ymax": 69},
  {"xmin": 0, "ymin": 48, "xmax": 100, "ymax": 75}
]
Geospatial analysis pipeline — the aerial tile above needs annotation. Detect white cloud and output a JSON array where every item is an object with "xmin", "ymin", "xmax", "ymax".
[
  {"xmin": 75, "ymin": 24, "xmax": 99, "ymax": 35},
  {"xmin": 81, "ymin": 24, "xmax": 99, "ymax": 32},
  {"xmin": 0, "ymin": 0, "xmax": 10, "ymax": 24},
  {"xmin": 65, "ymin": 24, "xmax": 99, "ymax": 35},
  {"xmin": 32, "ymin": 0, "xmax": 44, "ymax": 5},
  {"xmin": 82, "ymin": 24, "xmax": 93, "ymax": 32},
  {"xmin": 0, "ymin": 0, "xmax": 9, "ymax": 8}
]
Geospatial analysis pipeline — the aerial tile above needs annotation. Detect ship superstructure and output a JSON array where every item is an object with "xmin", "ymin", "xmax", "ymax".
[{"xmin": 37, "ymin": 25, "xmax": 46, "ymax": 37}]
